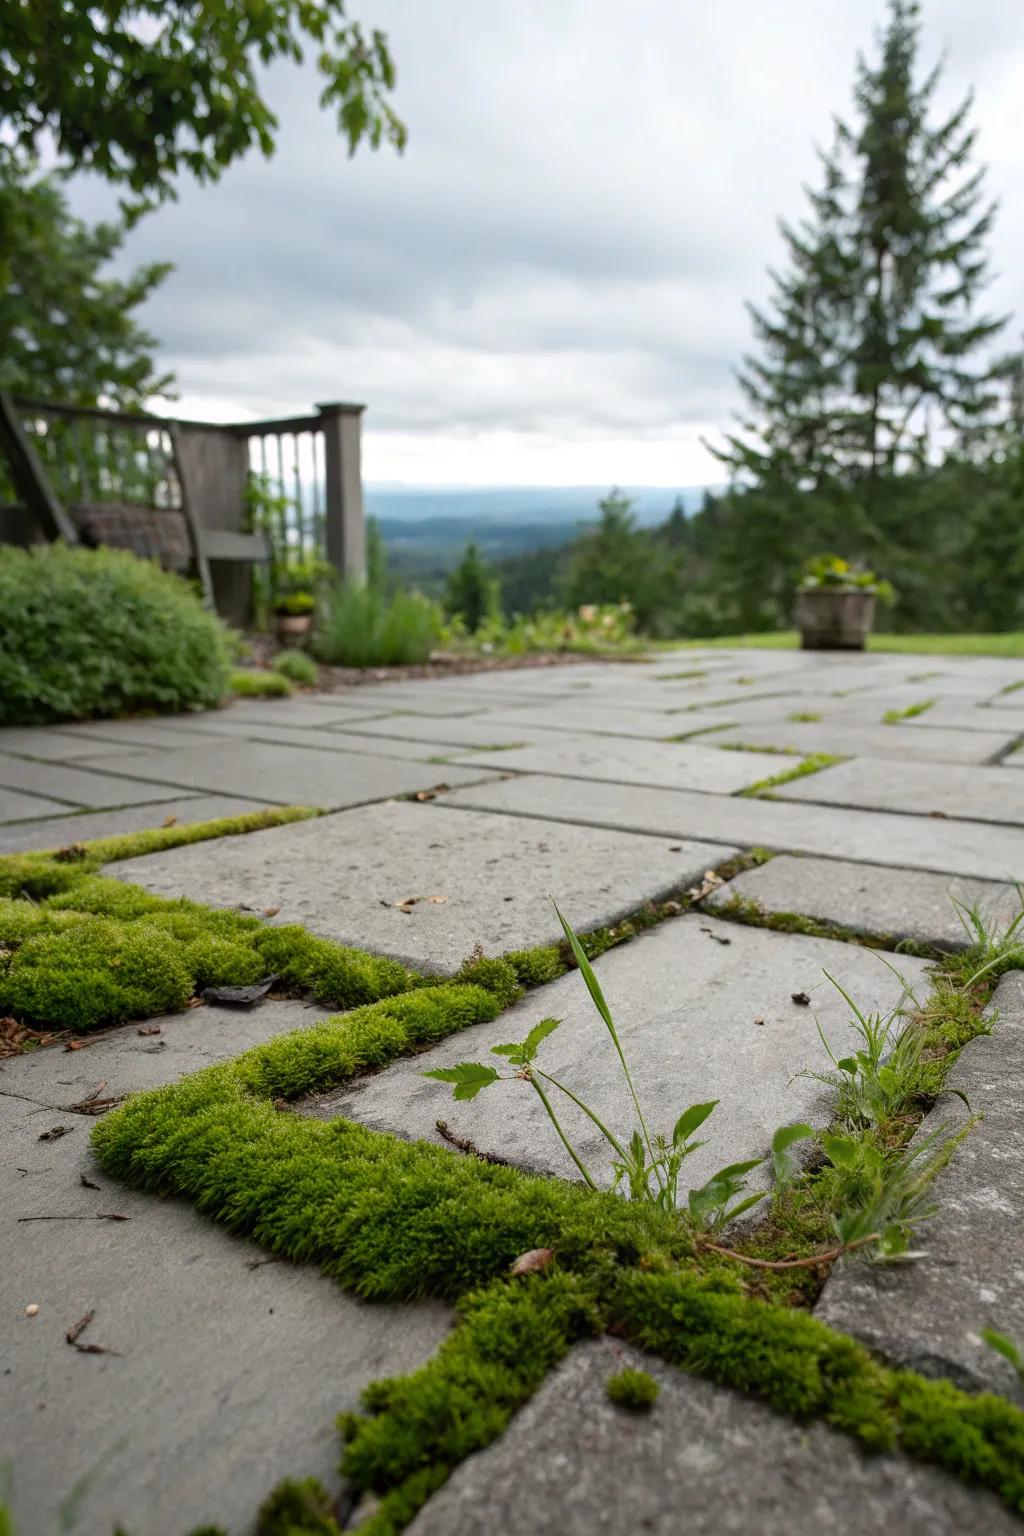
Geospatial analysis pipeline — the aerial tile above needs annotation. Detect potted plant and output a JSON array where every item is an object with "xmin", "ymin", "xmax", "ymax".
[
  {"xmin": 794, "ymin": 555, "xmax": 893, "ymax": 651},
  {"xmin": 272, "ymin": 560, "xmax": 329, "ymax": 646}
]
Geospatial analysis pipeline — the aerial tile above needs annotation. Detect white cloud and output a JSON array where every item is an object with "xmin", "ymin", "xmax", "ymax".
[{"xmin": 69, "ymin": 0, "xmax": 1024, "ymax": 486}]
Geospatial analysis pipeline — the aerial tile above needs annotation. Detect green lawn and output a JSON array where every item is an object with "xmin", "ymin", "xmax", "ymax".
[{"xmin": 667, "ymin": 631, "xmax": 1024, "ymax": 658}]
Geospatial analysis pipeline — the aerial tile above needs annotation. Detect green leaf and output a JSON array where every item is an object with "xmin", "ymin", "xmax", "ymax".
[
  {"xmin": 836, "ymin": 1056, "xmax": 858, "ymax": 1074},
  {"xmin": 522, "ymin": 1017, "xmax": 561, "ymax": 1061},
  {"xmin": 422, "ymin": 1062, "xmax": 499, "ymax": 1100},
  {"xmin": 981, "ymin": 1327, "xmax": 1024, "ymax": 1375},
  {"xmin": 490, "ymin": 1042, "xmax": 523, "ymax": 1059},
  {"xmin": 673, "ymin": 1100, "xmax": 718, "ymax": 1146},
  {"xmin": 821, "ymin": 1131, "xmax": 860, "ymax": 1169},
  {"xmin": 772, "ymin": 1122, "xmax": 814, "ymax": 1155},
  {"xmin": 706, "ymin": 1157, "xmax": 764, "ymax": 1181},
  {"xmin": 552, "ymin": 899, "xmax": 616, "ymax": 1038},
  {"xmin": 724, "ymin": 1191, "xmax": 768, "ymax": 1220}
]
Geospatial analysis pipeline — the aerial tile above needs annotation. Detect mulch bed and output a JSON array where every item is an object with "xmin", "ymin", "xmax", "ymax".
[{"xmin": 244, "ymin": 634, "xmax": 613, "ymax": 691}]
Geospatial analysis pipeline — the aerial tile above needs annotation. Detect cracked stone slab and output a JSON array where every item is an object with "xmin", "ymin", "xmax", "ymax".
[
  {"xmin": 815, "ymin": 971, "xmax": 1024, "ymax": 1404},
  {"xmin": 449, "ymin": 735, "xmax": 793, "ymax": 793},
  {"xmin": 0, "ymin": 727, "xmax": 159, "ymax": 763},
  {"xmin": 0, "ymin": 996, "xmax": 331, "ymax": 1109},
  {"xmin": 0, "ymin": 785, "xmax": 69, "ymax": 824},
  {"xmin": 705, "ymin": 854, "xmax": 1023, "ymax": 952},
  {"xmin": 104, "ymin": 799, "xmax": 737, "ymax": 973},
  {"xmin": 75, "ymin": 738, "xmax": 491, "ymax": 809},
  {"xmin": 709, "ymin": 719, "xmax": 1015, "ymax": 764},
  {"xmin": 0, "ymin": 753, "xmax": 186, "ymax": 809},
  {"xmin": 309, "ymin": 913, "xmax": 930, "ymax": 1194},
  {"xmin": 775, "ymin": 756, "xmax": 1024, "ymax": 826},
  {"xmin": 443, "ymin": 776, "xmax": 1024, "ymax": 883},
  {"xmin": 0, "ymin": 1010, "xmax": 451, "ymax": 1536},
  {"xmin": 406, "ymin": 1339, "xmax": 1020, "ymax": 1536},
  {"xmin": 0, "ymin": 795, "xmax": 281, "ymax": 853}
]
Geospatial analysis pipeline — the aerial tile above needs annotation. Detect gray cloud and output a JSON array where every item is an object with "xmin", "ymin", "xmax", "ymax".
[{"xmin": 68, "ymin": 0, "xmax": 1024, "ymax": 482}]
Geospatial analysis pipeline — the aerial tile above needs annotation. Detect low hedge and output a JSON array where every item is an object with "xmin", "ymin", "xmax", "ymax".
[{"xmin": 0, "ymin": 543, "xmax": 232, "ymax": 724}]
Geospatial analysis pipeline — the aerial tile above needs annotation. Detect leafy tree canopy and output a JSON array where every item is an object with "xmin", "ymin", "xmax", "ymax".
[
  {"xmin": 0, "ymin": 167, "xmax": 172, "ymax": 406},
  {"xmin": 0, "ymin": 1, "xmax": 404, "ymax": 214}
]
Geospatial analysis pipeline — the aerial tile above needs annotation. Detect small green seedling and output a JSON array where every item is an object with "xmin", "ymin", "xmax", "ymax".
[
  {"xmin": 606, "ymin": 1367, "xmax": 660, "ymax": 1411},
  {"xmin": 769, "ymin": 1122, "xmax": 814, "ymax": 1193},
  {"xmin": 981, "ymin": 1328, "xmax": 1024, "ymax": 1383},
  {"xmin": 425, "ymin": 900, "xmax": 768, "ymax": 1225}
]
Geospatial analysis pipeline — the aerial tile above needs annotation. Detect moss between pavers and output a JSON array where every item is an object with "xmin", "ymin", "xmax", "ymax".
[
  {"xmin": 8, "ymin": 810, "xmax": 1023, "ymax": 1529},
  {"xmin": 90, "ymin": 1012, "xmax": 1024, "ymax": 1534}
]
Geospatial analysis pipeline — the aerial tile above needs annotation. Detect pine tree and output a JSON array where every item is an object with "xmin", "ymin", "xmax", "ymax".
[
  {"xmin": 715, "ymin": 0, "xmax": 1006, "ymax": 517},
  {"xmin": 445, "ymin": 542, "xmax": 500, "ymax": 633}
]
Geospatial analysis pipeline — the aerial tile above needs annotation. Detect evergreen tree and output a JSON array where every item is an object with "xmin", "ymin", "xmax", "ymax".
[
  {"xmin": 445, "ymin": 541, "xmax": 500, "ymax": 632},
  {"xmin": 715, "ymin": 0, "xmax": 1006, "ymax": 516}
]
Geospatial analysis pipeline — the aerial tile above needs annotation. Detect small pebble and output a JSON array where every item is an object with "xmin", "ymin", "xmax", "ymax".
[{"xmin": 25, "ymin": 1304, "xmax": 39, "ymax": 1317}]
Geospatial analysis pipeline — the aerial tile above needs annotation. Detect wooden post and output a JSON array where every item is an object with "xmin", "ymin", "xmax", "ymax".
[{"xmin": 317, "ymin": 401, "xmax": 366, "ymax": 582}]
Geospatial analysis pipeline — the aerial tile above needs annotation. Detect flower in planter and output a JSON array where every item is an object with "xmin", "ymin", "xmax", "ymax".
[{"xmin": 798, "ymin": 553, "xmax": 895, "ymax": 603}]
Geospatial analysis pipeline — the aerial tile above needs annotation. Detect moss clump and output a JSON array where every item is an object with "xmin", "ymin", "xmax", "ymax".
[
  {"xmin": 455, "ymin": 953, "xmax": 525, "ymax": 1008},
  {"xmin": 606, "ymin": 1366, "xmax": 660, "ymax": 1411},
  {"xmin": 272, "ymin": 651, "xmax": 319, "ymax": 687},
  {"xmin": 0, "ymin": 919, "xmax": 193, "ymax": 1030},
  {"xmin": 229, "ymin": 668, "xmax": 293, "ymax": 698},
  {"xmin": 257, "ymin": 1476, "xmax": 339, "ymax": 1535}
]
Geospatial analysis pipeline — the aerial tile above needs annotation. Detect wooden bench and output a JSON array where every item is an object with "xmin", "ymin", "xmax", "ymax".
[{"xmin": 0, "ymin": 392, "xmax": 269, "ymax": 611}]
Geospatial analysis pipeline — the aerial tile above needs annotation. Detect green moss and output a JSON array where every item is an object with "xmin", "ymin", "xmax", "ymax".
[
  {"xmin": 84, "ymin": 806, "xmax": 318, "ymax": 865},
  {"xmin": 883, "ymin": 698, "xmax": 936, "ymax": 724},
  {"xmin": 737, "ymin": 752, "xmax": 846, "ymax": 799},
  {"xmin": 788, "ymin": 710, "xmax": 822, "ymax": 722},
  {"xmin": 0, "ymin": 919, "xmax": 193, "ymax": 1029},
  {"xmin": 257, "ymin": 1477, "xmax": 339, "ymax": 1535},
  {"xmin": 606, "ymin": 1366, "xmax": 660, "ymax": 1410},
  {"xmin": 229, "ymin": 668, "xmax": 294, "ymax": 698}
]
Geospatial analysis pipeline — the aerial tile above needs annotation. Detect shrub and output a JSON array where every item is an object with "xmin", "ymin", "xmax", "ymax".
[
  {"xmin": 229, "ymin": 668, "xmax": 292, "ymax": 698},
  {"xmin": 313, "ymin": 582, "xmax": 441, "ymax": 667},
  {"xmin": 0, "ymin": 544, "xmax": 232, "ymax": 725},
  {"xmin": 272, "ymin": 649, "xmax": 318, "ymax": 686}
]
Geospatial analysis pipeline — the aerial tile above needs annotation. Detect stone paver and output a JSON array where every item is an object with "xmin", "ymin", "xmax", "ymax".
[
  {"xmin": 710, "ymin": 718, "xmax": 1016, "ymax": 764},
  {"xmin": 0, "ymin": 753, "xmax": 186, "ymax": 809},
  {"xmin": 450, "ymin": 735, "xmax": 793, "ymax": 793},
  {"xmin": 816, "ymin": 971, "xmax": 1024, "ymax": 1403},
  {"xmin": 0, "ymin": 785, "xmax": 68, "ymax": 823},
  {"xmin": 0, "ymin": 795, "xmax": 281, "ymax": 853},
  {"xmin": 0, "ymin": 1001, "xmax": 451, "ymax": 1536},
  {"xmin": 407, "ymin": 1339, "xmax": 1021, "ymax": 1536},
  {"xmin": 776, "ymin": 755, "xmax": 1024, "ymax": 825},
  {"xmin": 104, "ymin": 800, "xmax": 738, "ymax": 973},
  {"xmin": 75, "ymin": 738, "xmax": 492, "ymax": 809},
  {"xmin": 0, "ymin": 727, "xmax": 161, "ymax": 762},
  {"xmin": 442, "ymin": 776, "xmax": 1024, "ymax": 882},
  {"xmin": 705, "ymin": 853, "xmax": 1023, "ymax": 952},
  {"xmin": 326, "ymin": 716, "xmax": 552, "ymax": 751},
  {"xmin": 309, "ymin": 914, "xmax": 930, "ymax": 1194}
]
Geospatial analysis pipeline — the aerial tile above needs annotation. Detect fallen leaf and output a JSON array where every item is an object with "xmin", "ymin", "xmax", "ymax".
[
  {"xmin": 263, "ymin": 906, "xmax": 280, "ymax": 917},
  {"xmin": 668, "ymin": 845, "xmax": 683, "ymax": 853},
  {"xmin": 38, "ymin": 1126, "xmax": 70, "ymax": 1142},
  {"xmin": 65, "ymin": 1039, "xmax": 88, "ymax": 1051},
  {"xmin": 53, "ymin": 843, "xmax": 88, "ymax": 864},
  {"xmin": 754, "ymin": 1017, "xmax": 766, "ymax": 1026},
  {"xmin": 427, "ymin": 894, "xmax": 448, "ymax": 905},
  {"xmin": 137, "ymin": 1025, "xmax": 161, "ymax": 1037},
  {"xmin": 202, "ymin": 975, "xmax": 279, "ymax": 1007},
  {"xmin": 186, "ymin": 997, "xmax": 204, "ymax": 1008},
  {"xmin": 510, "ymin": 1247, "xmax": 555, "ymax": 1276},
  {"xmin": 791, "ymin": 991, "xmax": 811, "ymax": 1007},
  {"xmin": 161, "ymin": 815, "xmax": 178, "ymax": 828},
  {"xmin": 80, "ymin": 1174, "xmax": 101, "ymax": 1190}
]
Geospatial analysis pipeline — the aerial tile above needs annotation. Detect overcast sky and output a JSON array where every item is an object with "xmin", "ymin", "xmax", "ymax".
[{"xmin": 69, "ymin": 0, "xmax": 1024, "ymax": 487}]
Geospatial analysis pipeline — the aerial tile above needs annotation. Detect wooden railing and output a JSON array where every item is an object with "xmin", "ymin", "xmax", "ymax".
[{"xmin": 0, "ymin": 396, "xmax": 366, "ymax": 623}]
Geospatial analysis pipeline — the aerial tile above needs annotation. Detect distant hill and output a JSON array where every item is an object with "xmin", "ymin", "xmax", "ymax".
[{"xmin": 365, "ymin": 484, "xmax": 714, "ymax": 528}]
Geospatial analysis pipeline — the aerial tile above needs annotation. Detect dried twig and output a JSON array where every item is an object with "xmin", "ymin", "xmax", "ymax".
[
  {"xmin": 65, "ymin": 1309, "xmax": 120, "ymax": 1356},
  {"xmin": 17, "ymin": 1212, "xmax": 130, "ymax": 1223},
  {"xmin": 435, "ymin": 1119, "xmax": 514, "ymax": 1167},
  {"xmin": 700, "ymin": 1232, "xmax": 881, "ymax": 1271}
]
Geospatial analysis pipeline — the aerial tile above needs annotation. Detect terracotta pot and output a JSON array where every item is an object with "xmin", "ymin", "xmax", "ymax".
[
  {"xmin": 794, "ymin": 588, "xmax": 876, "ymax": 651},
  {"xmin": 275, "ymin": 612, "xmax": 313, "ymax": 647}
]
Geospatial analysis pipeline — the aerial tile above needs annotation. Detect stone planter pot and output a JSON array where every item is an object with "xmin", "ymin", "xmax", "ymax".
[
  {"xmin": 275, "ymin": 612, "xmax": 313, "ymax": 647},
  {"xmin": 794, "ymin": 588, "xmax": 876, "ymax": 651}
]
